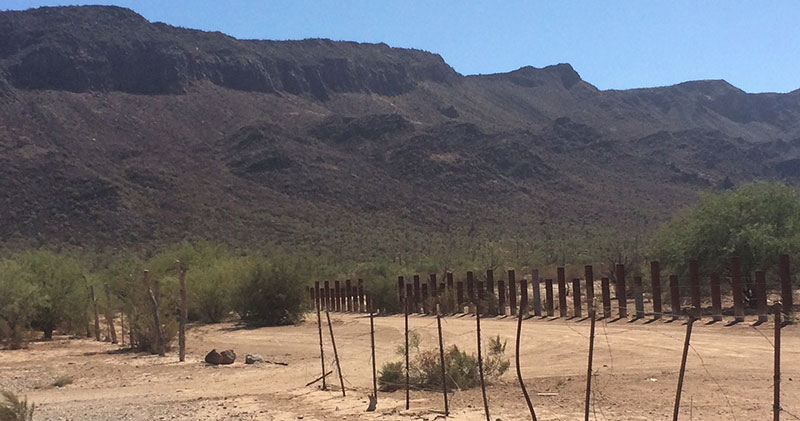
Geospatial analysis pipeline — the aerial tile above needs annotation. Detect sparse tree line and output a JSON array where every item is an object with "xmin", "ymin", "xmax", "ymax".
[{"xmin": 1, "ymin": 181, "xmax": 798, "ymax": 351}]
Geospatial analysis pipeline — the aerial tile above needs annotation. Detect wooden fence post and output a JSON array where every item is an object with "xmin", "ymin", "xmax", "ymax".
[
  {"xmin": 545, "ymin": 279, "xmax": 555, "ymax": 317},
  {"xmin": 316, "ymin": 286, "xmax": 327, "ymax": 391},
  {"xmin": 601, "ymin": 277, "xmax": 611, "ymax": 319},
  {"xmin": 585, "ymin": 298, "xmax": 597, "ymax": 421},
  {"xmin": 345, "ymin": 279, "xmax": 352, "ymax": 312},
  {"xmin": 557, "ymin": 268, "xmax": 568, "ymax": 318},
  {"xmin": 325, "ymin": 309, "xmax": 346, "ymax": 397},
  {"xmin": 673, "ymin": 315, "xmax": 695, "ymax": 421},
  {"xmin": 532, "ymin": 269, "xmax": 542, "ymax": 317},
  {"xmin": 476, "ymin": 280, "xmax": 491, "ymax": 421},
  {"xmin": 572, "ymin": 278, "xmax": 582, "ymax": 318},
  {"xmin": 509, "ymin": 270, "xmax": 518, "ymax": 317},
  {"xmin": 177, "ymin": 261, "xmax": 187, "ymax": 362},
  {"xmin": 516, "ymin": 278, "xmax": 536, "ymax": 421}
]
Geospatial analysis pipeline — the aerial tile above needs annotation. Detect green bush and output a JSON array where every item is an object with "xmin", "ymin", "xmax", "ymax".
[
  {"xmin": 0, "ymin": 259, "xmax": 39, "ymax": 349},
  {"xmin": 232, "ymin": 259, "xmax": 308, "ymax": 325},
  {"xmin": 378, "ymin": 336, "xmax": 509, "ymax": 392},
  {"xmin": 652, "ymin": 182, "xmax": 800, "ymax": 277},
  {"xmin": 16, "ymin": 251, "xmax": 88, "ymax": 340}
]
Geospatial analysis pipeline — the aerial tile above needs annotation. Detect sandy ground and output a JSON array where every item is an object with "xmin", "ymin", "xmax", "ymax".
[{"xmin": 1, "ymin": 312, "xmax": 798, "ymax": 420}]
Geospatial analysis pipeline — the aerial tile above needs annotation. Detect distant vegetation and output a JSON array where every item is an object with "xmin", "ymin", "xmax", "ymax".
[
  {"xmin": 652, "ymin": 182, "xmax": 800, "ymax": 277},
  {"xmin": 1, "ymin": 182, "xmax": 797, "ymax": 350}
]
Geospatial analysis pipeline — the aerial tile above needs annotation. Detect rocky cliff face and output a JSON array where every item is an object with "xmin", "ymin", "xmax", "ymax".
[{"xmin": 0, "ymin": 6, "xmax": 458, "ymax": 97}]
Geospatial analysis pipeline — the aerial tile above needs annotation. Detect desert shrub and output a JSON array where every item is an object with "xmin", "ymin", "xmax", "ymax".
[
  {"xmin": 50, "ymin": 375, "xmax": 73, "ymax": 388},
  {"xmin": 0, "ymin": 390, "xmax": 34, "ymax": 421},
  {"xmin": 0, "ymin": 259, "xmax": 39, "ymax": 349},
  {"xmin": 15, "ymin": 251, "xmax": 88, "ymax": 340},
  {"xmin": 378, "ymin": 336, "xmax": 509, "ymax": 392},
  {"xmin": 652, "ymin": 182, "xmax": 800, "ymax": 278},
  {"xmin": 232, "ymin": 259, "xmax": 308, "ymax": 325}
]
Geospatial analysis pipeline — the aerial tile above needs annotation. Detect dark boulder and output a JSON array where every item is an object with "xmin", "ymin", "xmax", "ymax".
[
  {"xmin": 205, "ymin": 349, "xmax": 222, "ymax": 365},
  {"xmin": 220, "ymin": 349, "xmax": 236, "ymax": 364}
]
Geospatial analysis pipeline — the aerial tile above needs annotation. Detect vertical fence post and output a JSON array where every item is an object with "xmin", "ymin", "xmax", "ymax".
[
  {"xmin": 345, "ymin": 279, "xmax": 352, "ymax": 312},
  {"xmin": 142, "ymin": 270, "xmax": 165, "ymax": 357},
  {"xmin": 634, "ymin": 276, "xmax": 645, "ymax": 320},
  {"xmin": 756, "ymin": 271, "xmax": 768, "ymax": 323},
  {"xmin": 558, "ymin": 268, "xmax": 568, "ymax": 318},
  {"xmin": 324, "ymin": 281, "xmax": 331, "ymax": 311},
  {"xmin": 673, "ymin": 315, "xmax": 695, "ymax": 421},
  {"xmin": 532, "ymin": 269, "xmax": 542, "ymax": 317},
  {"xmin": 545, "ymin": 279, "xmax": 555, "ymax": 317},
  {"xmin": 601, "ymin": 277, "xmax": 611, "ymax": 319},
  {"xmin": 398, "ymin": 276, "xmax": 405, "ymax": 305},
  {"xmin": 467, "ymin": 272, "xmax": 475, "ymax": 313},
  {"xmin": 615, "ymin": 264, "xmax": 627, "ymax": 319},
  {"xmin": 651, "ymin": 261, "xmax": 663, "ymax": 320},
  {"xmin": 779, "ymin": 255, "xmax": 792, "ymax": 318},
  {"xmin": 670, "ymin": 275, "xmax": 681, "ymax": 320},
  {"xmin": 774, "ymin": 302, "xmax": 782, "ymax": 421},
  {"xmin": 516, "ymin": 277, "xmax": 537, "ymax": 421},
  {"xmin": 689, "ymin": 260, "xmax": 702, "ymax": 320},
  {"xmin": 413, "ymin": 275, "xmax": 422, "ymax": 314},
  {"xmin": 405, "ymin": 283, "xmax": 412, "ymax": 409},
  {"xmin": 732, "ymin": 257, "xmax": 745, "ymax": 323},
  {"xmin": 498, "ymin": 280, "xmax": 507, "ymax": 316},
  {"xmin": 421, "ymin": 283, "xmax": 429, "ymax": 315},
  {"xmin": 486, "ymin": 269, "xmax": 495, "ymax": 299},
  {"xmin": 572, "ymin": 278, "xmax": 582, "ymax": 318},
  {"xmin": 509, "ymin": 270, "xmax": 518, "ymax": 317},
  {"xmin": 710, "ymin": 273, "xmax": 723, "ymax": 322},
  {"xmin": 585, "ymin": 298, "xmax": 597, "ymax": 421},
  {"xmin": 476, "ymin": 280, "xmax": 491, "ymax": 421},
  {"xmin": 520, "ymin": 277, "xmax": 529, "ymax": 318},
  {"xmin": 370, "ymin": 297, "xmax": 377, "ymax": 406},
  {"xmin": 436, "ymin": 298, "xmax": 449, "ymax": 415},
  {"xmin": 334, "ymin": 281, "xmax": 341, "ymax": 312},
  {"xmin": 177, "ymin": 261, "xmax": 187, "ymax": 362}
]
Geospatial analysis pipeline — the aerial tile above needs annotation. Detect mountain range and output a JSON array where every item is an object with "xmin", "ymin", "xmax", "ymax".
[{"xmin": 1, "ymin": 5, "xmax": 798, "ymax": 260}]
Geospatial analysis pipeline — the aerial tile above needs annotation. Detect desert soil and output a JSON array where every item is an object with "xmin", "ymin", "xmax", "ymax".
[{"xmin": 1, "ymin": 312, "xmax": 798, "ymax": 420}]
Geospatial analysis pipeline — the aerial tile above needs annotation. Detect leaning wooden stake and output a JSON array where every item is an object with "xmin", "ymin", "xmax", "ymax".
[
  {"xmin": 90, "ymin": 285, "xmax": 101, "ymax": 341},
  {"xmin": 476, "ymin": 286, "xmax": 491, "ymax": 421},
  {"xmin": 516, "ymin": 281, "xmax": 537, "ymax": 421},
  {"xmin": 325, "ymin": 309, "xmax": 346, "ymax": 397},
  {"xmin": 143, "ymin": 270, "xmax": 166, "ymax": 357},
  {"xmin": 672, "ymin": 314, "xmax": 695, "ymax": 421},
  {"xmin": 584, "ymin": 298, "xmax": 597, "ymax": 421},
  {"xmin": 370, "ymin": 298, "xmax": 378, "ymax": 407},
  {"xmin": 177, "ymin": 260, "xmax": 188, "ymax": 362},
  {"xmin": 436, "ymin": 300, "xmax": 449, "ymax": 416},
  {"xmin": 315, "ymin": 286, "xmax": 327, "ymax": 391},
  {"xmin": 103, "ymin": 283, "xmax": 118, "ymax": 344},
  {"xmin": 774, "ymin": 302, "xmax": 782, "ymax": 421}
]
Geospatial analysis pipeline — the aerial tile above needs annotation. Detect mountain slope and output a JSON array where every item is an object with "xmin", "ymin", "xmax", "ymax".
[{"xmin": 1, "ymin": 6, "xmax": 799, "ymax": 258}]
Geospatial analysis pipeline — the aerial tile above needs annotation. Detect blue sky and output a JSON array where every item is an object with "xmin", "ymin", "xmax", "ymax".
[{"xmin": 4, "ymin": 1, "xmax": 799, "ymax": 93}]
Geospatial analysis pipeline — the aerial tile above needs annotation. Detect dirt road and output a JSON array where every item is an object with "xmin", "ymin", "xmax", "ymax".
[{"xmin": 1, "ymin": 312, "xmax": 797, "ymax": 420}]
